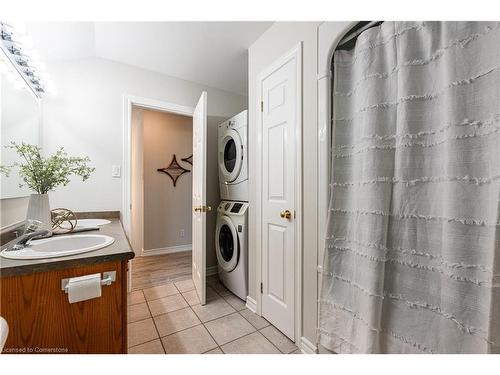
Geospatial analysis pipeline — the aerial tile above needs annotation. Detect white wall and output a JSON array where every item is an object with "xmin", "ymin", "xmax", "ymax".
[
  {"xmin": 41, "ymin": 57, "xmax": 247, "ymax": 212},
  {"xmin": 0, "ymin": 197, "xmax": 29, "ymax": 230},
  {"xmin": 248, "ymin": 22, "xmax": 321, "ymax": 347}
]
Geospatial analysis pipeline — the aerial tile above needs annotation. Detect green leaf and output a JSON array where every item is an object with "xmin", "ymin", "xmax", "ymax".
[{"xmin": 0, "ymin": 142, "xmax": 95, "ymax": 194}]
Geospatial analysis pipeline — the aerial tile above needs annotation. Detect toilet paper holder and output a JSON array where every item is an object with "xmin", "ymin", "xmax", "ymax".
[{"xmin": 61, "ymin": 271, "xmax": 116, "ymax": 293}]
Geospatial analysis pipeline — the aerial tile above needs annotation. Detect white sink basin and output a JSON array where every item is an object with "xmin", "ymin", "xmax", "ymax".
[
  {"xmin": 0, "ymin": 234, "xmax": 115, "ymax": 260},
  {"xmin": 60, "ymin": 218, "xmax": 111, "ymax": 229},
  {"xmin": 0, "ymin": 316, "xmax": 8, "ymax": 353}
]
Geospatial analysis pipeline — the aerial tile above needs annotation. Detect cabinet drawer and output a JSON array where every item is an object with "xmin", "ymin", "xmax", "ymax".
[{"xmin": 0, "ymin": 261, "xmax": 127, "ymax": 353}]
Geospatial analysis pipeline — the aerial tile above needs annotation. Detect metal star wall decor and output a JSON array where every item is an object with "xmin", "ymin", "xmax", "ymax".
[
  {"xmin": 181, "ymin": 154, "xmax": 193, "ymax": 165},
  {"xmin": 157, "ymin": 154, "xmax": 190, "ymax": 187}
]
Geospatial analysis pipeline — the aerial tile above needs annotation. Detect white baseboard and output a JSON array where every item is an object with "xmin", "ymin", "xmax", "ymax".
[
  {"xmin": 246, "ymin": 296, "xmax": 257, "ymax": 312},
  {"xmin": 127, "ymin": 260, "xmax": 133, "ymax": 293},
  {"xmin": 141, "ymin": 244, "xmax": 192, "ymax": 256},
  {"xmin": 206, "ymin": 265, "xmax": 218, "ymax": 276},
  {"xmin": 300, "ymin": 336, "xmax": 318, "ymax": 354}
]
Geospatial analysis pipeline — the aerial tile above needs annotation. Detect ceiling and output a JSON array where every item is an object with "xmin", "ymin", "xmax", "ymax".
[{"xmin": 26, "ymin": 22, "xmax": 273, "ymax": 95}]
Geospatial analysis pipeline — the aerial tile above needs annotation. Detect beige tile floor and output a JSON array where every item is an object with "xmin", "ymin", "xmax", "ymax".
[{"xmin": 127, "ymin": 275, "xmax": 301, "ymax": 354}]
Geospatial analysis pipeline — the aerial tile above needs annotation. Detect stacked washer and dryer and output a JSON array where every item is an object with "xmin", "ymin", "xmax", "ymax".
[{"xmin": 215, "ymin": 110, "xmax": 249, "ymax": 301}]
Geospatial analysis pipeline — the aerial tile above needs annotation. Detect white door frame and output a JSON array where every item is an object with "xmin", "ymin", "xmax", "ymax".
[
  {"xmin": 317, "ymin": 22, "xmax": 356, "ymax": 271},
  {"xmin": 122, "ymin": 94, "xmax": 194, "ymax": 291},
  {"xmin": 255, "ymin": 43, "xmax": 303, "ymax": 343},
  {"xmin": 122, "ymin": 95, "xmax": 194, "ymax": 238},
  {"xmin": 315, "ymin": 22, "xmax": 356, "ymax": 349}
]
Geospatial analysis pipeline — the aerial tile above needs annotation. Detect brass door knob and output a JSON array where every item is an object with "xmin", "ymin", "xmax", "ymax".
[
  {"xmin": 280, "ymin": 210, "xmax": 292, "ymax": 219},
  {"xmin": 194, "ymin": 206, "xmax": 212, "ymax": 213}
]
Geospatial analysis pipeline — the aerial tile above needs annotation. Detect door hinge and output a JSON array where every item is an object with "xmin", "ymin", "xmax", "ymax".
[
  {"xmin": 260, "ymin": 282, "xmax": 263, "ymax": 294},
  {"xmin": 260, "ymin": 101, "xmax": 263, "ymax": 112}
]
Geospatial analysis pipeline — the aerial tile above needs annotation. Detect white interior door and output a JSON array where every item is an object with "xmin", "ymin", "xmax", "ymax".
[
  {"xmin": 260, "ymin": 51, "xmax": 299, "ymax": 340},
  {"xmin": 192, "ymin": 91, "xmax": 208, "ymax": 305}
]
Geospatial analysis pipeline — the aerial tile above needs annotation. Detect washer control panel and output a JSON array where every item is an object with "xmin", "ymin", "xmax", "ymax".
[{"xmin": 218, "ymin": 200, "xmax": 249, "ymax": 216}]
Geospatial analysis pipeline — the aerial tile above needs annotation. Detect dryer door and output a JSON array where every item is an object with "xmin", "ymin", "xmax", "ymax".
[
  {"xmin": 215, "ymin": 215, "xmax": 239, "ymax": 272},
  {"xmin": 219, "ymin": 129, "xmax": 243, "ymax": 183}
]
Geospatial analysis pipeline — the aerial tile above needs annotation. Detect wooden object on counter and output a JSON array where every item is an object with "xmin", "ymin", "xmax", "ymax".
[{"xmin": 0, "ymin": 260, "xmax": 128, "ymax": 354}]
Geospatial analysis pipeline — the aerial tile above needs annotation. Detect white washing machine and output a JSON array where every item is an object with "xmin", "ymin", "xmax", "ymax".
[
  {"xmin": 218, "ymin": 110, "xmax": 248, "ymax": 202},
  {"xmin": 215, "ymin": 200, "xmax": 248, "ymax": 301}
]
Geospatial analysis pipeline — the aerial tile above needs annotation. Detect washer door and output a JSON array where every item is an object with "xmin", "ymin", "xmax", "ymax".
[
  {"xmin": 215, "ymin": 215, "xmax": 239, "ymax": 272},
  {"xmin": 219, "ymin": 129, "xmax": 243, "ymax": 183}
]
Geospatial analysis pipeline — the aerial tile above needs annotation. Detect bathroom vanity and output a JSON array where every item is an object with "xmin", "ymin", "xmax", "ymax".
[{"xmin": 0, "ymin": 218, "xmax": 134, "ymax": 354}]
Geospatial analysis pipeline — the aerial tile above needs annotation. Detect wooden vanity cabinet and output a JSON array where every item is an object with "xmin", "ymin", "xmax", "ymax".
[{"xmin": 0, "ymin": 260, "xmax": 128, "ymax": 354}]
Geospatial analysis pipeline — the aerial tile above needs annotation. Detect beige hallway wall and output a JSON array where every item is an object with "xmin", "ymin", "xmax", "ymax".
[
  {"xmin": 131, "ymin": 106, "xmax": 225, "ymax": 268},
  {"xmin": 130, "ymin": 107, "xmax": 144, "ymax": 254},
  {"xmin": 143, "ymin": 110, "xmax": 193, "ymax": 251}
]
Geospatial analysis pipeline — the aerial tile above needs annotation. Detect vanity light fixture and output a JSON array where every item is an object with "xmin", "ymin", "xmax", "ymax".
[{"xmin": 0, "ymin": 21, "xmax": 56, "ymax": 96}]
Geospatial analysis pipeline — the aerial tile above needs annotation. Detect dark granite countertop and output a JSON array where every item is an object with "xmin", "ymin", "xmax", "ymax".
[{"xmin": 0, "ymin": 219, "xmax": 135, "ymax": 277}]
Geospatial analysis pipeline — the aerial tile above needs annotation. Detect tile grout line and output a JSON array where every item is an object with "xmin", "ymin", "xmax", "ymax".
[
  {"xmin": 147, "ymin": 301, "xmax": 191, "ymax": 319},
  {"xmin": 214, "ymin": 327, "xmax": 281, "ymax": 353},
  {"xmin": 195, "ymin": 285, "xmax": 258, "ymax": 351},
  {"xmin": 199, "ymin": 278, "xmax": 253, "ymax": 352},
  {"xmin": 222, "ymin": 310, "xmax": 285, "ymax": 354},
  {"xmin": 131, "ymin": 277, "xmax": 291, "ymax": 354},
  {"xmin": 129, "ymin": 302, "xmax": 189, "ymax": 325},
  {"xmin": 258, "ymin": 326, "xmax": 297, "ymax": 354},
  {"xmin": 221, "ymin": 310, "xmax": 285, "ymax": 354},
  {"xmin": 131, "ymin": 288, "xmax": 232, "ymax": 346},
  {"xmin": 233, "ymin": 303, "xmax": 297, "ymax": 353},
  {"xmin": 213, "ymin": 325, "xmax": 257, "ymax": 349},
  {"xmin": 128, "ymin": 336, "xmax": 163, "ymax": 351},
  {"xmin": 130, "ymin": 328, "xmax": 277, "ymax": 356},
  {"xmin": 153, "ymin": 282, "xmax": 185, "ymax": 354},
  {"xmin": 131, "ymin": 277, "xmax": 191, "ymax": 291},
  {"xmin": 145, "ymin": 284, "xmax": 181, "ymax": 354},
  {"xmin": 127, "ymin": 289, "xmax": 146, "ymax": 306},
  {"xmin": 132, "ymin": 305, "xmax": 235, "ymax": 346},
  {"xmin": 176, "ymin": 285, "xmax": 223, "ymax": 354},
  {"xmin": 192, "ymin": 281, "xmax": 229, "ymax": 352}
]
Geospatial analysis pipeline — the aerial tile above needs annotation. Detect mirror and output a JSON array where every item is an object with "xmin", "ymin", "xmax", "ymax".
[{"xmin": 0, "ymin": 71, "xmax": 41, "ymax": 199}]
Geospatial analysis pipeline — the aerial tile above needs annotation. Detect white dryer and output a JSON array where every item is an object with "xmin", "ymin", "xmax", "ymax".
[
  {"xmin": 215, "ymin": 200, "xmax": 248, "ymax": 301},
  {"xmin": 218, "ymin": 110, "xmax": 248, "ymax": 202}
]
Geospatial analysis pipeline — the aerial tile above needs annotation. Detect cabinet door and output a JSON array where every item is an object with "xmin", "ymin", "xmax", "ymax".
[{"xmin": 0, "ymin": 261, "xmax": 127, "ymax": 354}]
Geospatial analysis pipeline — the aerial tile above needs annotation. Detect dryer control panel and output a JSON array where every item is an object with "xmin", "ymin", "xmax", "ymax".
[
  {"xmin": 218, "ymin": 110, "xmax": 248, "ymax": 132},
  {"xmin": 218, "ymin": 200, "xmax": 249, "ymax": 216}
]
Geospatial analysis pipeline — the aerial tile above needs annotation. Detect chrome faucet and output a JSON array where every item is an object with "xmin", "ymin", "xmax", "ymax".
[{"xmin": 6, "ymin": 220, "xmax": 50, "ymax": 252}]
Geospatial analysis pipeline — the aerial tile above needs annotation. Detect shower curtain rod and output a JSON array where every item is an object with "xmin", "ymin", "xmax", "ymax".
[{"xmin": 337, "ymin": 21, "xmax": 382, "ymax": 48}]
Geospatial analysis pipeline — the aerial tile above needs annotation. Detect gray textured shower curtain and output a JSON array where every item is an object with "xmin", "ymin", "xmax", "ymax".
[{"xmin": 318, "ymin": 21, "xmax": 500, "ymax": 354}]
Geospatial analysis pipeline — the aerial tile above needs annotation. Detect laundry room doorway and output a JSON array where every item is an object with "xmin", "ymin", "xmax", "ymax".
[{"xmin": 122, "ymin": 93, "xmax": 213, "ymax": 306}]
